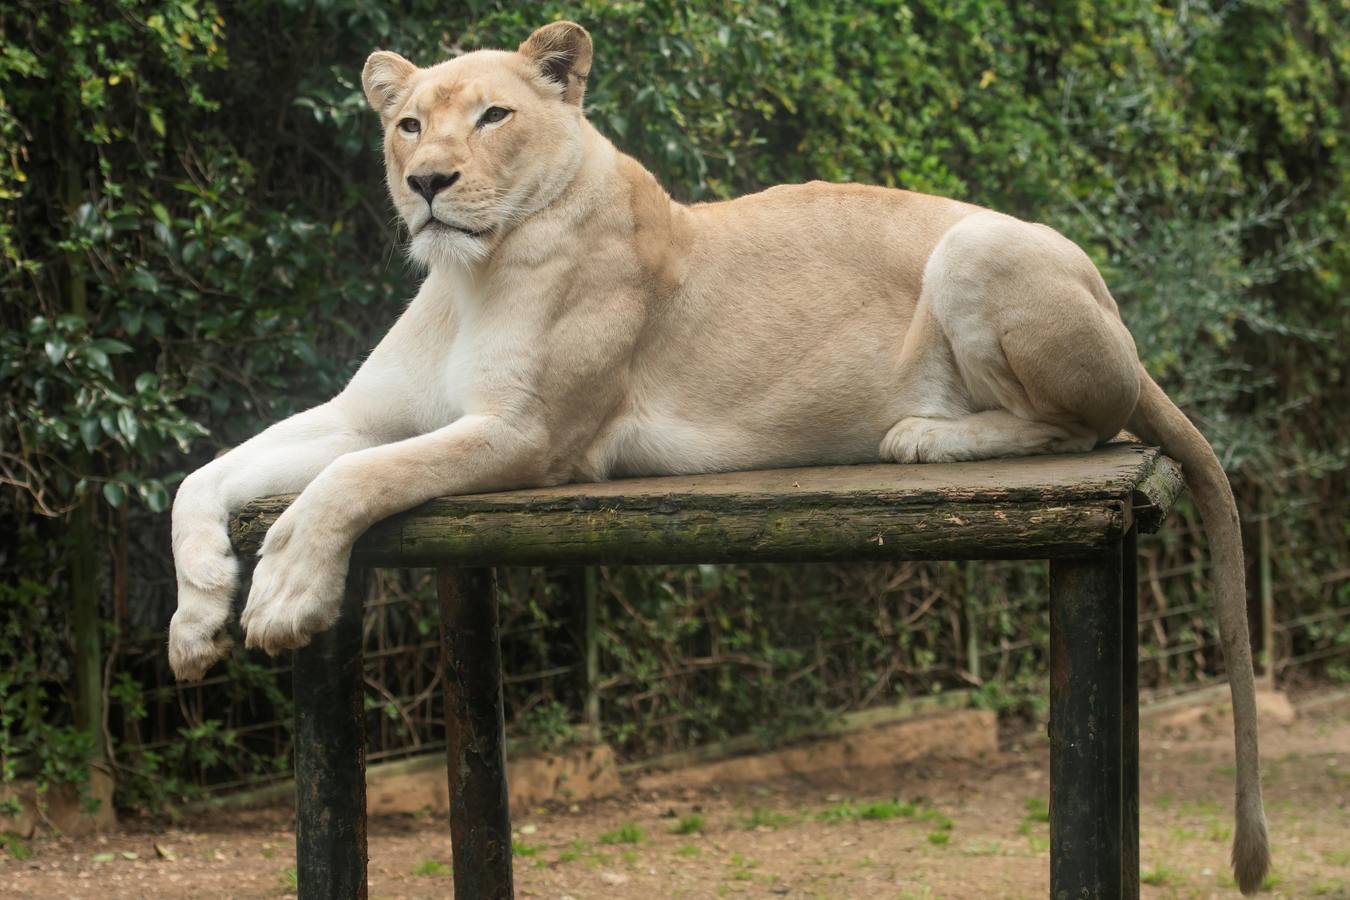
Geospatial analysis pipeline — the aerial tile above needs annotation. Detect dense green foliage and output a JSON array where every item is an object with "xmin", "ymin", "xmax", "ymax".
[{"xmin": 1, "ymin": 0, "xmax": 1346, "ymax": 807}]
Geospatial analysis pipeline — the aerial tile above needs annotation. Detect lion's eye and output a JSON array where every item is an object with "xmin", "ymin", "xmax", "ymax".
[
  {"xmin": 477, "ymin": 106, "xmax": 511, "ymax": 127},
  {"xmin": 397, "ymin": 117, "xmax": 421, "ymax": 135}
]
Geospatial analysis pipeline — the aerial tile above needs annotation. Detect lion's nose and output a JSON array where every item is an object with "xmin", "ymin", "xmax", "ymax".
[{"xmin": 406, "ymin": 171, "xmax": 460, "ymax": 204}]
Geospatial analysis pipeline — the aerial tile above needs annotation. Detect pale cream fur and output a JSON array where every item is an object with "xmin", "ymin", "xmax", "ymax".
[{"xmin": 167, "ymin": 22, "xmax": 1267, "ymax": 893}]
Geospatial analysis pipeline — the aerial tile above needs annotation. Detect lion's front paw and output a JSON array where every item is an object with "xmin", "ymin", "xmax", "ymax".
[
  {"xmin": 169, "ymin": 524, "xmax": 240, "ymax": 681},
  {"xmin": 169, "ymin": 594, "xmax": 236, "ymax": 682},
  {"xmin": 240, "ymin": 509, "xmax": 350, "ymax": 655}
]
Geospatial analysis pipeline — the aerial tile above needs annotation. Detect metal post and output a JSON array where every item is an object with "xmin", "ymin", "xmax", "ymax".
[
  {"xmin": 1050, "ymin": 542, "xmax": 1124, "ymax": 899},
  {"xmin": 293, "ymin": 567, "xmax": 368, "ymax": 900},
  {"xmin": 438, "ymin": 567, "xmax": 514, "ymax": 900}
]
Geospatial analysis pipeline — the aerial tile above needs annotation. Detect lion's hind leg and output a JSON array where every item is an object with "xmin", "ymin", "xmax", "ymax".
[
  {"xmin": 880, "ymin": 211, "xmax": 1139, "ymax": 466},
  {"xmin": 880, "ymin": 410, "xmax": 1095, "ymax": 463}
]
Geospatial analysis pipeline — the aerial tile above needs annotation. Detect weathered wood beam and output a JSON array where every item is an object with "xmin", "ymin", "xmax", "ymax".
[
  {"xmin": 235, "ymin": 498, "xmax": 1125, "ymax": 565},
  {"xmin": 230, "ymin": 444, "xmax": 1176, "ymax": 567},
  {"xmin": 1130, "ymin": 452, "xmax": 1185, "ymax": 534}
]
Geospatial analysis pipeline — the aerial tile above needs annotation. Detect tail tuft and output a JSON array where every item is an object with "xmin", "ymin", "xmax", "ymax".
[{"xmin": 1232, "ymin": 805, "xmax": 1270, "ymax": 895}]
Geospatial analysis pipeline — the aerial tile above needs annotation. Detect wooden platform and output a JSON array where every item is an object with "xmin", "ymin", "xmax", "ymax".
[
  {"xmin": 232, "ymin": 441, "xmax": 1184, "ymax": 900},
  {"xmin": 231, "ymin": 441, "xmax": 1182, "ymax": 565}
]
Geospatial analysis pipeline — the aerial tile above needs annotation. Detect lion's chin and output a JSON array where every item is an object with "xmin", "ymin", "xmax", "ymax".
[{"xmin": 407, "ymin": 225, "xmax": 492, "ymax": 271}]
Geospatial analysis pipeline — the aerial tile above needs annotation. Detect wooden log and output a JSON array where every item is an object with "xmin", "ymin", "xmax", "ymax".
[
  {"xmin": 1130, "ymin": 452, "xmax": 1185, "ymax": 534},
  {"xmin": 232, "ymin": 445, "xmax": 1181, "ymax": 567},
  {"xmin": 293, "ymin": 568, "xmax": 368, "ymax": 900},
  {"xmin": 1050, "ymin": 544, "xmax": 1124, "ymax": 899},
  {"xmin": 388, "ymin": 501, "xmax": 1123, "ymax": 566},
  {"xmin": 438, "ymin": 568, "xmax": 514, "ymax": 900}
]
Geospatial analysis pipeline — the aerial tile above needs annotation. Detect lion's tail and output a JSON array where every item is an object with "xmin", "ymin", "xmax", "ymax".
[{"xmin": 1127, "ymin": 367, "xmax": 1268, "ymax": 895}]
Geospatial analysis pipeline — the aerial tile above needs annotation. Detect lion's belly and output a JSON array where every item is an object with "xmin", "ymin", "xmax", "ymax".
[
  {"xmin": 592, "ymin": 317, "xmax": 910, "ymax": 478},
  {"xmin": 599, "ymin": 404, "xmax": 888, "ymax": 479}
]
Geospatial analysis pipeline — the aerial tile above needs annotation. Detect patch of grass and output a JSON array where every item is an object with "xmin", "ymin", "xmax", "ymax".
[
  {"xmin": 1018, "ymin": 796, "xmax": 1049, "ymax": 853},
  {"xmin": 1141, "ymin": 865, "xmax": 1175, "ymax": 886},
  {"xmin": 727, "ymin": 852, "xmax": 760, "ymax": 880},
  {"xmin": 511, "ymin": 839, "xmax": 538, "ymax": 857},
  {"xmin": 557, "ymin": 839, "xmax": 590, "ymax": 864},
  {"xmin": 278, "ymin": 867, "xmax": 298, "ymax": 891},
  {"xmin": 1311, "ymin": 877, "xmax": 1350, "ymax": 896},
  {"xmin": 411, "ymin": 858, "xmax": 449, "ymax": 877},
  {"xmin": 738, "ymin": 807, "xmax": 795, "ymax": 829},
  {"xmin": 864, "ymin": 800, "xmax": 916, "ymax": 820},
  {"xmin": 1, "ymin": 833, "xmax": 32, "ymax": 861},
  {"xmin": 817, "ymin": 798, "xmax": 916, "ymax": 823},
  {"xmin": 599, "ymin": 823, "xmax": 645, "ymax": 844},
  {"xmin": 1205, "ymin": 820, "xmax": 1232, "ymax": 842},
  {"xmin": 961, "ymin": 840, "xmax": 1005, "ymax": 856},
  {"xmin": 1180, "ymin": 798, "xmax": 1223, "ymax": 817},
  {"xmin": 670, "ymin": 813, "xmax": 704, "ymax": 835},
  {"xmin": 926, "ymin": 831, "xmax": 950, "ymax": 846},
  {"xmin": 675, "ymin": 844, "xmax": 701, "ymax": 858},
  {"xmin": 1023, "ymin": 797, "xmax": 1050, "ymax": 823},
  {"xmin": 1323, "ymin": 847, "xmax": 1350, "ymax": 867},
  {"xmin": 919, "ymin": 808, "xmax": 953, "ymax": 831},
  {"xmin": 1169, "ymin": 825, "xmax": 1200, "ymax": 842}
]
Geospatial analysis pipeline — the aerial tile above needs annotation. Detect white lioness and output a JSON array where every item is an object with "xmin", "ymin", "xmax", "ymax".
[{"xmin": 168, "ymin": 22, "xmax": 1267, "ymax": 892}]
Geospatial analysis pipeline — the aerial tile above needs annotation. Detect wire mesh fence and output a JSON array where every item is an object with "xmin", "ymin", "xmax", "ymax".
[{"xmin": 108, "ymin": 499, "xmax": 1349, "ymax": 805}]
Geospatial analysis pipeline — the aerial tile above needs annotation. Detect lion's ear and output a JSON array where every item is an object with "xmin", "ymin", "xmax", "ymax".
[
  {"xmin": 518, "ymin": 21, "xmax": 592, "ymax": 106},
  {"xmin": 362, "ymin": 51, "xmax": 417, "ymax": 117}
]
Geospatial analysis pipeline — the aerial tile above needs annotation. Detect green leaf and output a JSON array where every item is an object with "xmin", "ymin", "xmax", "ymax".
[
  {"xmin": 221, "ymin": 235, "xmax": 252, "ymax": 261},
  {"xmin": 79, "ymin": 418, "xmax": 101, "ymax": 451},
  {"xmin": 130, "ymin": 268, "xmax": 160, "ymax": 293},
  {"xmin": 44, "ymin": 338, "xmax": 68, "ymax": 365},
  {"xmin": 117, "ymin": 407, "xmax": 140, "ymax": 446},
  {"xmin": 148, "ymin": 108, "xmax": 166, "ymax": 137},
  {"xmin": 101, "ymin": 482, "xmax": 125, "ymax": 508},
  {"xmin": 89, "ymin": 338, "xmax": 132, "ymax": 355},
  {"xmin": 141, "ymin": 482, "xmax": 170, "ymax": 513}
]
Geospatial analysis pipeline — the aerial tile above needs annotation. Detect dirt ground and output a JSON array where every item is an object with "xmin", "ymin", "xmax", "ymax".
[{"xmin": 4, "ymin": 693, "xmax": 1348, "ymax": 899}]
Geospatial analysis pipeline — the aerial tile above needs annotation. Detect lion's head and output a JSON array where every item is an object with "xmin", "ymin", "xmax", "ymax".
[{"xmin": 361, "ymin": 22, "xmax": 593, "ymax": 269}]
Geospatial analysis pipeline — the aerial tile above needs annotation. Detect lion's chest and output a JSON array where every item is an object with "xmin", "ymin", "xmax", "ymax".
[{"xmin": 411, "ymin": 304, "xmax": 538, "ymax": 433}]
